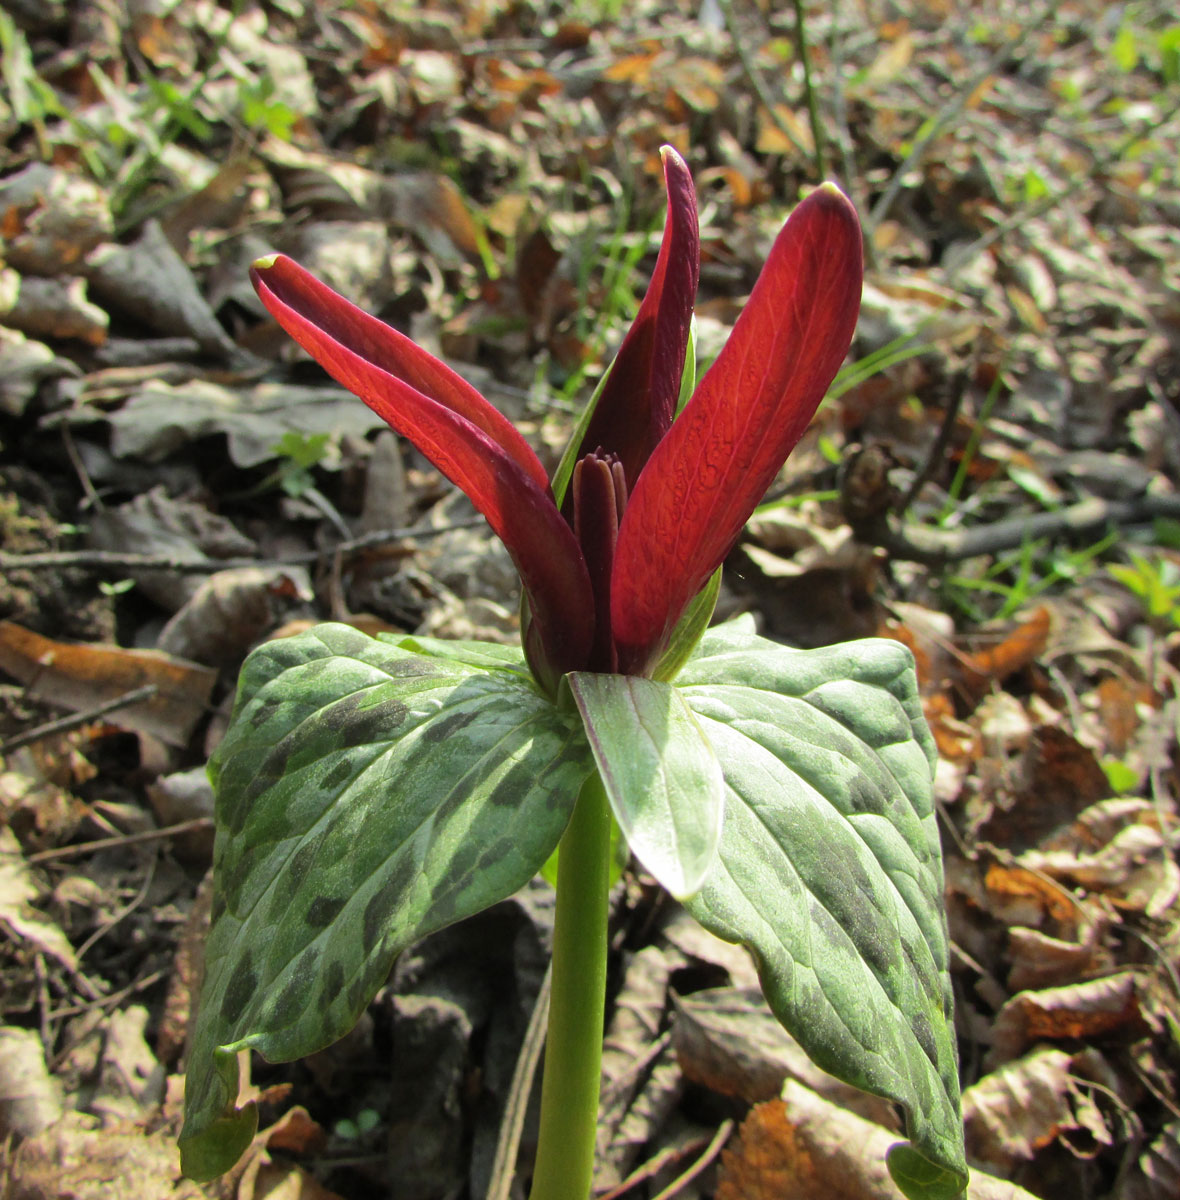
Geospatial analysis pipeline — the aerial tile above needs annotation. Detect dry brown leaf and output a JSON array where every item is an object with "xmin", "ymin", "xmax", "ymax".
[
  {"xmin": 156, "ymin": 566, "xmax": 312, "ymax": 669},
  {"xmin": 0, "ymin": 273, "xmax": 108, "ymax": 345},
  {"xmin": 1007, "ymin": 924, "xmax": 1107, "ymax": 993},
  {"xmin": 157, "ymin": 870, "xmax": 213, "ymax": 1067},
  {"xmin": 0, "ymin": 164, "xmax": 113, "ymax": 275},
  {"xmin": 85, "ymin": 220, "xmax": 236, "ymax": 358},
  {"xmin": 0, "ymin": 621, "xmax": 216, "ymax": 748},
  {"xmin": 979, "ymin": 726, "xmax": 1111, "ymax": 852},
  {"xmin": 716, "ymin": 1082, "xmax": 1039, "ymax": 1200},
  {"xmin": 989, "ymin": 971, "xmax": 1150, "ymax": 1066},
  {"xmin": 957, "ymin": 607, "xmax": 1051, "ymax": 695},
  {"xmin": 239, "ymin": 1161, "xmax": 345, "ymax": 1200},
  {"xmin": 597, "ymin": 945, "xmax": 676, "ymax": 1185},
  {"xmin": 672, "ymin": 987, "xmax": 898, "ymax": 1125},
  {"xmin": 962, "ymin": 1046, "xmax": 1112, "ymax": 1173},
  {"xmin": 1122, "ymin": 1119, "xmax": 1180, "ymax": 1200}
]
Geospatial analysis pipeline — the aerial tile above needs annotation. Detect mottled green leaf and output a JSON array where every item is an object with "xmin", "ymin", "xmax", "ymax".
[
  {"xmin": 676, "ymin": 619, "xmax": 966, "ymax": 1200},
  {"xmin": 180, "ymin": 624, "xmax": 592, "ymax": 1180},
  {"xmin": 567, "ymin": 673, "xmax": 723, "ymax": 899}
]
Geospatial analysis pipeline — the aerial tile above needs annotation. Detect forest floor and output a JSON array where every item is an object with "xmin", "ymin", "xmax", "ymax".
[{"xmin": 1, "ymin": 1, "xmax": 1179, "ymax": 1198}]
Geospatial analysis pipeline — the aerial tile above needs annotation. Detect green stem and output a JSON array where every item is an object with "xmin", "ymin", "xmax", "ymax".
[{"xmin": 528, "ymin": 771, "xmax": 611, "ymax": 1200}]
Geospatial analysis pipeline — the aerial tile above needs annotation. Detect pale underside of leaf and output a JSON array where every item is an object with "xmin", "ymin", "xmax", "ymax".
[
  {"xmin": 567, "ymin": 672, "xmax": 723, "ymax": 900},
  {"xmin": 676, "ymin": 619, "xmax": 967, "ymax": 1199},
  {"xmin": 180, "ymin": 623, "xmax": 593, "ymax": 1180}
]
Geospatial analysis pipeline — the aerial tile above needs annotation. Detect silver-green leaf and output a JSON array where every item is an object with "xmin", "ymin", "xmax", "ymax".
[
  {"xmin": 180, "ymin": 623, "xmax": 592, "ymax": 1181},
  {"xmin": 676, "ymin": 618, "xmax": 967, "ymax": 1200}
]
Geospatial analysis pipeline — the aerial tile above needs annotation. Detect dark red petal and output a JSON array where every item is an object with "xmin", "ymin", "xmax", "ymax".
[
  {"xmin": 252, "ymin": 255, "xmax": 552, "ymax": 494},
  {"xmin": 612, "ymin": 184, "xmax": 863, "ymax": 673},
  {"xmin": 252, "ymin": 255, "xmax": 593, "ymax": 676},
  {"xmin": 572, "ymin": 146, "xmax": 700, "ymax": 493}
]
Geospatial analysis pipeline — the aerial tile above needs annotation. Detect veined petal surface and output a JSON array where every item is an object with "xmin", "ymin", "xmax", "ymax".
[
  {"xmin": 252, "ymin": 255, "xmax": 594, "ymax": 676},
  {"xmin": 612, "ymin": 184, "xmax": 862, "ymax": 672},
  {"xmin": 573, "ymin": 146, "xmax": 700, "ymax": 492}
]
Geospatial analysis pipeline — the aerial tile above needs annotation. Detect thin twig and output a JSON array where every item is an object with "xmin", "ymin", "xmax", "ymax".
[
  {"xmin": 647, "ymin": 1120, "xmax": 735, "ymax": 1200},
  {"xmin": 941, "ymin": 107, "xmax": 1180, "ymax": 281},
  {"xmin": 46, "ymin": 967, "xmax": 169, "ymax": 1022},
  {"xmin": 73, "ymin": 846, "xmax": 158, "ymax": 962},
  {"xmin": 859, "ymin": 493, "xmax": 1180, "ymax": 569},
  {"xmin": 0, "ymin": 683, "xmax": 158, "ymax": 756},
  {"xmin": 27, "ymin": 817, "xmax": 213, "ymax": 864},
  {"xmin": 720, "ymin": 0, "xmax": 808, "ymax": 160},
  {"xmin": 867, "ymin": 4, "xmax": 1051, "ymax": 234},
  {"xmin": 486, "ymin": 963, "xmax": 553, "ymax": 1200},
  {"xmin": 595, "ymin": 1125, "xmax": 723, "ymax": 1200},
  {"xmin": 0, "ymin": 517, "xmax": 487, "ymax": 575}
]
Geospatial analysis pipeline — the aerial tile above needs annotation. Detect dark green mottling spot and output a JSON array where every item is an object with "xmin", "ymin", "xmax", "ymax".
[
  {"xmin": 220, "ymin": 953, "xmax": 257, "ymax": 1026},
  {"xmin": 248, "ymin": 697, "xmax": 283, "ymax": 729},
  {"xmin": 294, "ymin": 657, "xmax": 334, "ymax": 683},
  {"xmin": 269, "ymin": 945, "xmax": 322, "ymax": 1028},
  {"xmin": 347, "ymin": 955, "xmax": 391, "ymax": 1015},
  {"xmin": 306, "ymin": 895, "xmax": 346, "ymax": 928},
  {"xmin": 911, "ymin": 1008, "xmax": 937, "ymax": 1065},
  {"xmin": 487, "ymin": 757, "xmax": 535, "ymax": 808},
  {"xmin": 423, "ymin": 708, "xmax": 479, "ymax": 743},
  {"xmin": 273, "ymin": 833, "xmax": 324, "ymax": 911},
  {"xmin": 322, "ymin": 960, "xmax": 346, "ymax": 1007},
  {"xmin": 258, "ymin": 639, "xmax": 312, "ymax": 673},
  {"xmin": 385, "ymin": 658, "xmax": 442, "ymax": 678},
  {"xmin": 843, "ymin": 771, "xmax": 885, "ymax": 816},
  {"xmin": 320, "ymin": 759, "xmax": 354, "ymax": 793},
  {"xmin": 362, "ymin": 855, "xmax": 415, "ymax": 955},
  {"xmin": 321, "ymin": 693, "xmax": 407, "ymax": 746}
]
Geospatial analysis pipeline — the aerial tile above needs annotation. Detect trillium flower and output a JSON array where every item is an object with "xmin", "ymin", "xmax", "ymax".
[{"xmin": 250, "ymin": 147, "xmax": 863, "ymax": 691}]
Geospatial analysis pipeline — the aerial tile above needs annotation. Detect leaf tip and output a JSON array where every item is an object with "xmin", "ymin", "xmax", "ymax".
[
  {"xmin": 178, "ymin": 1101, "xmax": 258, "ymax": 1182},
  {"xmin": 886, "ymin": 1141, "xmax": 968, "ymax": 1200}
]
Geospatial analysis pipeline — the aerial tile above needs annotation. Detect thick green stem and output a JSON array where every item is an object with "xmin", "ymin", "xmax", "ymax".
[{"xmin": 528, "ymin": 772, "xmax": 611, "ymax": 1200}]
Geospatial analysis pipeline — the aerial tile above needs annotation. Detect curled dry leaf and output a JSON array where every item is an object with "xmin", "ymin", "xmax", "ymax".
[
  {"xmin": 962, "ymin": 1046, "xmax": 1113, "ymax": 1173},
  {"xmin": 716, "ymin": 1082, "xmax": 1038, "ymax": 1200},
  {"xmin": 673, "ymin": 987, "xmax": 899, "ymax": 1126},
  {"xmin": 156, "ymin": 566, "xmax": 313, "ymax": 670},
  {"xmin": 0, "ymin": 326, "xmax": 77, "ymax": 418},
  {"xmin": 0, "ymin": 274, "xmax": 108, "ymax": 346},
  {"xmin": 104, "ymin": 379, "xmax": 390, "ymax": 467},
  {"xmin": 0, "ymin": 620, "xmax": 216, "ymax": 747},
  {"xmin": 989, "ymin": 971, "xmax": 1150, "ymax": 1067},
  {"xmin": 84, "ymin": 220, "xmax": 236, "ymax": 358},
  {"xmin": 0, "ymin": 164, "xmax": 113, "ymax": 275},
  {"xmin": 88, "ymin": 485, "xmax": 258, "ymax": 612}
]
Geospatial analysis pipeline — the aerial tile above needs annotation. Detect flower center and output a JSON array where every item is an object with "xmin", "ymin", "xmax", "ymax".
[{"xmin": 572, "ymin": 449, "xmax": 628, "ymax": 671}]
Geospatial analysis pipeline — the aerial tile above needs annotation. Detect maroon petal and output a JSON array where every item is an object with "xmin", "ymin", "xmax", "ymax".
[
  {"xmin": 572, "ymin": 146, "xmax": 700, "ymax": 493},
  {"xmin": 252, "ymin": 254, "xmax": 593, "ymax": 677},
  {"xmin": 611, "ymin": 184, "xmax": 863, "ymax": 674}
]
